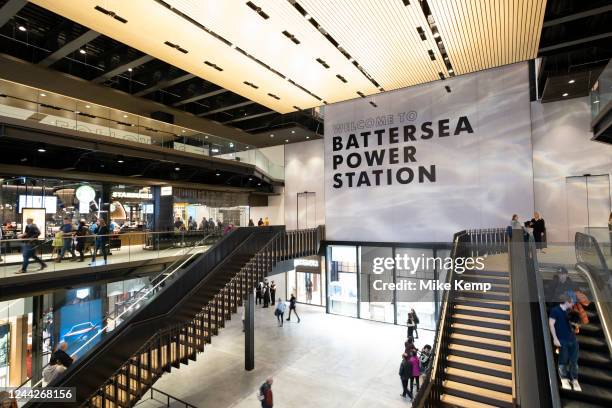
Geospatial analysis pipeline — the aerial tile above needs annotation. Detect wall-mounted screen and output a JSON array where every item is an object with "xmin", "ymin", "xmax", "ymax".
[{"xmin": 18, "ymin": 195, "xmax": 57, "ymax": 213}]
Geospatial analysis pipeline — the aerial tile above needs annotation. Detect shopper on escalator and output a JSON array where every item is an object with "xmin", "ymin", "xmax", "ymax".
[{"xmin": 549, "ymin": 293, "xmax": 581, "ymax": 392}]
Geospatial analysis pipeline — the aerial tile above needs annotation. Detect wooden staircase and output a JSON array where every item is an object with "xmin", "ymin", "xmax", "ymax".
[
  {"xmin": 440, "ymin": 269, "xmax": 515, "ymax": 408},
  {"xmin": 82, "ymin": 228, "xmax": 321, "ymax": 408}
]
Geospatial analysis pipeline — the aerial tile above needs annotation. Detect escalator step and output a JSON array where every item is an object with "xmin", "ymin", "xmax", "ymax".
[
  {"xmin": 561, "ymin": 382, "xmax": 612, "ymax": 406},
  {"xmin": 445, "ymin": 367, "xmax": 513, "ymax": 394},
  {"xmin": 561, "ymin": 399, "xmax": 609, "ymax": 408},
  {"xmin": 577, "ymin": 335, "xmax": 607, "ymax": 351},
  {"xmin": 579, "ymin": 350, "xmax": 612, "ymax": 368},
  {"xmin": 578, "ymin": 365, "xmax": 612, "ymax": 387},
  {"xmin": 443, "ymin": 380, "xmax": 513, "ymax": 408}
]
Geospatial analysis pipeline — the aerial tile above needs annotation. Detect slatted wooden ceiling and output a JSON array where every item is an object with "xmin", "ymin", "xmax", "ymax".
[{"xmin": 31, "ymin": 0, "xmax": 546, "ymax": 113}]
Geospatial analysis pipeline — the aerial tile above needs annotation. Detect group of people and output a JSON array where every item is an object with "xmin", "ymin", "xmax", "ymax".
[
  {"xmin": 16, "ymin": 216, "xmax": 111, "ymax": 274},
  {"xmin": 398, "ymin": 309, "xmax": 432, "ymax": 401},
  {"xmin": 249, "ymin": 217, "xmax": 270, "ymax": 227},
  {"xmin": 509, "ymin": 211, "xmax": 547, "ymax": 250}
]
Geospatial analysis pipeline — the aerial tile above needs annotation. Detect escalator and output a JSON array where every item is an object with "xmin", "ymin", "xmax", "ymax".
[
  {"xmin": 21, "ymin": 226, "xmax": 321, "ymax": 407},
  {"xmin": 539, "ymin": 232, "xmax": 612, "ymax": 408}
]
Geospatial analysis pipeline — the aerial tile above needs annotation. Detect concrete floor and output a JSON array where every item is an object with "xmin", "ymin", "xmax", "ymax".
[{"xmin": 136, "ymin": 305, "xmax": 434, "ymax": 408}]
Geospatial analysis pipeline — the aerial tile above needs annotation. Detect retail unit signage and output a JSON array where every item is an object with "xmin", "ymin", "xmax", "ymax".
[
  {"xmin": 324, "ymin": 62, "xmax": 535, "ymax": 242},
  {"xmin": 111, "ymin": 191, "xmax": 153, "ymax": 199},
  {"xmin": 161, "ymin": 186, "xmax": 173, "ymax": 196}
]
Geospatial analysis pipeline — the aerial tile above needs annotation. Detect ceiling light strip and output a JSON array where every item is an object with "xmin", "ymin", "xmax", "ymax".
[
  {"xmin": 288, "ymin": 0, "xmax": 385, "ymax": 92},
  {"xmin": 154, "ymin": 0, "xmax": 322, "ymax": 110},
  {"xmin": 417, "ymin": 0, "xmax": 456, "ymax": 78}
]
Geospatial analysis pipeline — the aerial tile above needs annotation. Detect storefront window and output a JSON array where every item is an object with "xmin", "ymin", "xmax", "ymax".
[
  {"xmin": 0, "ymin": 298, "xmax": 32, "ymax": 387},
  {"xmin": 327, "ymin": 245, "xmax": 358, "ymax": 317},
  {"xmin": 359, "ymin": 246, "xmax": 395, "ymax": 323},
  {"xmin": 395, "ymin": 248, "xmax": 437, "ymax": 331}
]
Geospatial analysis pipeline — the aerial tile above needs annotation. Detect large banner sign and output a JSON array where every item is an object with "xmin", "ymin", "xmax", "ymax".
[{"xmin": 324, "ymin": 62, "xmax": 534, "ymax": 242}]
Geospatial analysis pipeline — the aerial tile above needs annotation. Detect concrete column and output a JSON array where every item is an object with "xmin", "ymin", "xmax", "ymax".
[{"xmin": 245, "ymin": 292, "xmax": 254, "ymax": 371}]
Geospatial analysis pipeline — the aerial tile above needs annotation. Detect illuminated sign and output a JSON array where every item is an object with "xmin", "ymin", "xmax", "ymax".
[
  {"xmin": 161, "ymin": 186, "xmax": 173, "ymax": 196},
  {"xmin": 111, "ymin": 191, "xmax": 153, "ymax": 199}
]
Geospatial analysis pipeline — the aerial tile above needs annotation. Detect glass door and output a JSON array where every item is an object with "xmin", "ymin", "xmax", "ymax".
[
  {"xmin": 297, "ymin": 192, "xmax": 316, "ymax": 229},
  {"xmin": 566, "ymin": 175, "xmax": 611, "ymax": 242}
]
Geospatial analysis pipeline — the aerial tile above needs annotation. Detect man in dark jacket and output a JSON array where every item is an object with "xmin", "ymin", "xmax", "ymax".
[
  {"xmin": 399, "ymin": 353, "xmax": 413, "ymax": 399},
  {"xmin": 16, "ymin": 218, "xmax": 47, "ymax": 273},
  {"xmin": 51, "ymin": 341, "xmax": 75, "ymax": 369},
  {"xmin": 259, "ymin": 377, "xmax": 273, "ymax": 408}
]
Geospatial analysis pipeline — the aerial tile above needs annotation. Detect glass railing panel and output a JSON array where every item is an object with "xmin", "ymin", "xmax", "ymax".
[
  {"xmin": 0, "ymin": 230, "xmax": 221, "ymax": 279},
  {"xmin": 591, "ymin": 59, "xmax": 612, "ymax": 118}
]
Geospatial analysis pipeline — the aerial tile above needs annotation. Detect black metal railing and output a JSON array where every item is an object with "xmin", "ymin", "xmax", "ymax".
[
  {"xmin": 413, "ymin": 228, "xmax": 508, "ymax": 407},
  {"xmin": 147, "ymin": 388, "xmax": 197, "ymax": 408},
  {"xmin": 29, "ymin": 226, "xmax": 322, "ymax": 408}
]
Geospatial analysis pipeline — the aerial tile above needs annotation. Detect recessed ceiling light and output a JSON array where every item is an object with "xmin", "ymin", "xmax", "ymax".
[
  {"xmin": 568, "ymin": 79, "xmax": 575, "ymax": 84},
  {"xmin": 285, "ymin": 139, "xmax": 289, "ymax": 143},
  {"xmin": 117, "ymin": 159, "xmax": 124, "ymax": 163},
  {"xmin": 205, "ymin": 135, "xmax": 209, "ymax": 139},
  {"xmin": 211, "ymin": 148, "xmax": 219, "ymax": 153},
  {"xmin": 128, "ymin": 68, "xmax": 133, "ymax": 72},
  {"xmin": 248, "ymin": 177, "xmax": 253, "ymax": 181},
  {"xmin": 433, "ymin": 32, "xmax": 440, "ymax": 39},
  {"xmin": 123, "ymin": 114, "xmax": 128, "ymax": 118},
  {"xmin": 448, "ymin": 69, "xmax": 454, "ymax": 73},
  {"xmin": 18, "ymin": 26, "xmax": 26, "ymax": 32},
  {"xmin": 257, "ymin": 182, "xmax": 261, "ymax": 186},
  {"xmin": 443, "ymin": 56, "xmax": 449, "ymax": 60},
  {"xmin": 174, "ymin": 167, "xmax": 180, "ymax": 171},
  {"xmin": 562, "ymin": 93, "xmax": 568, "ymax": 97},
  {"xmin": 229, "ymin": 142, "xmax": 234, "ymax": 147},
  {"xmin": 37, "ymin": 148, "xmax": 46, "ymax": 153},
  {"xmin": 215, "ymin": 172, "xmax": 221, "ymax": 176},
  {"xmin": 291, "ymin": 130, "xmax": 295, "ymax": 134},
  {"xmin": 85, "ymin": 105, "xmax": 91, "ymax": 108},
  {"xmin": 182, "ymin": 129, "xmax": 185, "ymax": 133},
  {"xmin": 270, "ymin": 134, "xmax": 274, "ymax": 138},
  {"xmin": 40, "ymin": 93, "xmax": 46, "ymax": 97},
  {"xmin": 306, "ymin": 136, "xmax": 310, "ymax": 139},
  {"xmin": 593, "ymin": 100, "xmax": 600, "ymax": 104},
  {"xmin": 79, "ymin": 49, "xmax": 86, "ymax": 54}
]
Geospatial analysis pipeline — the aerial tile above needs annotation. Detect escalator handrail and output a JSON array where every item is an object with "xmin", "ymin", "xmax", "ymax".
[
  {"xmin": 527, "ymin": 235, "xmax": 562, "ymax": 408},
  {"xmin": 575, "ymin": 262, "xmax": 612, "ymax": 358},
  {"xmin": 16, "ymin": 231, "xmax": 222, "ymax": 391}
]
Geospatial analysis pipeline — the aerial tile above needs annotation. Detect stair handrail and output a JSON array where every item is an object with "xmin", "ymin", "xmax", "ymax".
[
  {"xmin": 149, "ymin": 387, "xmax": 198, "ymax": 408},
  {"xmin": 412, "ymin": 229, "xmax": 468, "ymax": 407}
]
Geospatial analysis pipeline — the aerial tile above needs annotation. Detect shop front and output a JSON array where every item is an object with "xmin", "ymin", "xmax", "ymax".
[
  {"xmin": 285, "ymin": 256, "xmax": 325, "ymax": 306},
  {"xmin": 172, "ymin": 187, "xmax": 250, "ymax": 230}
]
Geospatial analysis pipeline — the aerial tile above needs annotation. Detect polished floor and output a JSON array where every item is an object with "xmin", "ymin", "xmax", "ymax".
[{"xmin": 136, "ymin": 304, "xmax": 434, "ymax": 408}]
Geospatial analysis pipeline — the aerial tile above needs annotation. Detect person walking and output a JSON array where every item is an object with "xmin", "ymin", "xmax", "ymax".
[
  {"xmin": 16, "ymin": 218, "xmax": 46, "ymax": 274},
  {"xmin": 274, "ymin": 299, "xmax": 286, "ymax": 326},
  {"xmin": 549, "ymin": 293, "xmax": 581, "ymax": 391},
  {"xmin": 286, "ymin": 294, "xmax": 301, "ymax": 323},
  {"xmin": 270, "ymin": 281, "xmax": 277, "ymax": 305},
  {"xmin": 399, "ymin": 353, "xmax": 412, "ymax": 400},
  {"xmin": 407, "ymin": 309, "xmax": 419, "ymax": 339},
  {"xmin": 528, "ymin": 212, "xmax": 547, "ymax": 252},
  {"xmin": 57, "ymin": 217, "xmax": 76, "ymax": 262},
  {"xmin": 248, "ymin": 219, "xmax": 255, "ymax": 227},
  {"xmin": 257, "ymin": 218, "xmax": 264, "ymax": 226},
  {"xmin": 75, "ymin": 220, "xmax": 89, "ymax": 262},
  {"xmin": 409, "ymin": 350, "xmax": 421, "ymax": 394},
  {"xmin": 263, "ymin": 282, "xmax": 271, "ymax": 308},
  {"xmin": 256, "ymin": 281, "xmax": 264, "ymax": 305},
  {"xmin": 91, "ymin": 219, "xmax": 109, "ymax": 265},
  {"xmin": 259, "ymin": 377, "xmax": 273, "ymax": 408}
]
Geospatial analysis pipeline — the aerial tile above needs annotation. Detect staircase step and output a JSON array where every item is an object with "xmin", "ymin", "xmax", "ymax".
[
  {"xmin": 445, "ymin": 367, "xmax": 513, "ymax": 394},
  {"xmin": 454, "ymin": 305, "xmax": 510, "ymax": 320},
  {"xmin": 449, "ymin": 343, "xmax": 511, "ymax": 360},
  {"xmin": 443, "ymin": 380, "xmax": 513, "ymax": 408},
  {"xmin": 450, "ymin": 333, "xmax": 511, "ymax": 352},
  {"xmin": 458, "ymin": 291, "xmax": 509, "ymax": 301},
  {"xmin": 440, "ymin": 393, "xmax": 498, "ymax": 408},
  {"xmin": 452, "ymin": 323, "xmax": 511, "ymax": 338},
  {"xmin": 447, "ymin": 355, "xmax": 512, "ymax": 376},
  {"xmin": 453, "ymin": 313, "xmax": 511, "ymax": 330},
  {"xmin": 455, "ymin": 297, "xmax": 510, "ymax": 307},
  {"xmin": 449, "ymin": 346, "xmax": 511, "ymax": 367},
  {"xmin": 461, "ymin": 270, "xmax": 510, "ymax": 278},
  {"xmin": 460, "ymin": 275, "xmax": 510, "ymax": 286}
]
